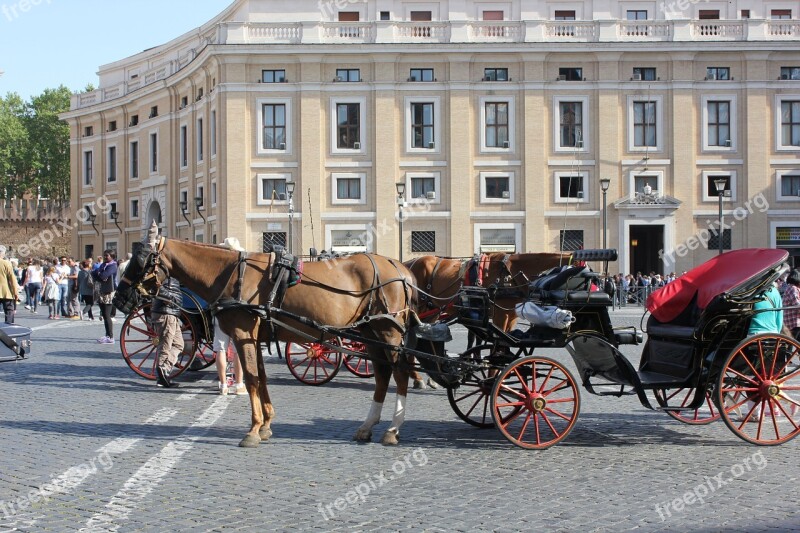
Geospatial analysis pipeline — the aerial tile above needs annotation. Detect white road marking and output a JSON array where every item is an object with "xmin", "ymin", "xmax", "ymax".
[{"xmin": 80, "ymin": 397, "xmax": 230, "ymax": 532}]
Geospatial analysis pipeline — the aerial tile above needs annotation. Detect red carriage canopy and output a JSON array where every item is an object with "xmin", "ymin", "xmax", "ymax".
[{"xmin": 646, "ymin": 248, "xmax": 789, "ymax": 323}]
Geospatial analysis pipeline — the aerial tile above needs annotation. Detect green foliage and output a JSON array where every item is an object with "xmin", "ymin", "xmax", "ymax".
[{"xmin": 0, "ymin": 86, "xmax": 71, "ymax": 200}]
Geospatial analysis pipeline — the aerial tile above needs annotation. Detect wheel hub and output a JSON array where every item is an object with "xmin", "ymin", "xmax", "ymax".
[
  {"xmin": 760, "ymin": 380, "xmax": 781, "ymax": 399},
  {"xmin": 525, "ymin": 393, "xmax": 547, "ymax": 413}
]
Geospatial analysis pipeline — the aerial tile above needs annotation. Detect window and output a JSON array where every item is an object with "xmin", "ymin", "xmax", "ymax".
[
  {"xmin": 411, "ymin": 102, "xmax": 435, "ymax": 148},
  {"xmin": 554, "ymin": 10, "xmax": 576, "ymax": 20},
  {"xmin": 632, "ymin": 67, "xmax": 657, "ymax": 81},
  {"xmin": 149, "ymin": 106, "xmax": 158, "ymax": 119},
  {"xmin": 410, "ymin": 11, "xmax": 432, "ymax": 21},
  {"xmin": 781, "ymin": 100, "xmax": 800, "ymax": 147},
  {"xmin": 411, "ymin": 231, "xmax": 436, "ymax": 253},
  {"xmin": 632, "ymin": 101, "xmax": 657, "ymax": 147},
  {"xmin": 559, "ymin": 230, "xmax": 584, "ymax": 252},
  {"xmin": 707, "ymin": 229, "xmax": 731, "ymax": 251},
  {"xmin": 197, "ymin": 118, "xmax": 204, "ymax": 162},
  {"xmin": 632, "ymin": 172, "xmax": 663, "ymax": 196},
  {"xmin": 332, "ymin": 173, "xmax": 365, "ymax": 204},
  {"xmin": 84, "ymin": 126, "xmax": 93, "ymax": 137},
  {"xmin": 197, "ymin": 88, "xmax": 204, "ymax": 101},
  {"xmin": 403, "ymin": 172, "xmax": 441, "ymax": 204},
  {"xmin": 706, "ymin": 100, "xmax": 732, "ymax": 148},
  {"xmin": 558, "ymin": 67, "xmax": 583, "ymax": 81},
  {"xmin": 411, "ymin": 176, "xmax": 435, "ymax": 198},
  {"xmin": 262, "ymin": 69, "xmax": 286, "ymax": 83},
  {"xmin": 211, "ymin": 181, "xmax": 217, "ymax": 207},
  {"xmin": 740, "ymin": 10, "xmax": 751, "ymax": 18},
  {"xmin": 480, "ymin": 172, "xmax": 514, "ymax": 203},
  {"xmin": 83, "ymin": 151, "xmax": 93, "ymax": 186},
  {"xmin": 555, "ymin": 172, "xmax": 587, "ymax": 203},
  {"xmin": 129, "ymin": 115, "xmax": 139, "ymax": 127},
  {"xmin": 180, "ymin": 125, "xmax": 188, "ymax": 167},
  {"xmin": 180, "ymin": 96, "xmax": 188, "ymax": 109},
  {"xmin": 335, "ymin": 69, "xmax": 360, "ymax": 82},
  {"xmin": 380, "ymin": 11, "xmax": 390, "ymax": 21},
  {"xmin": 699, "ymin": 10, "xmax": 720, "ymax": 19},
  {"xmin": 108, "ymin": 202, "xmax": 117, "ymax": 221},
  {"xmin": 338, "ymin": 11, "xmax": 359, "ymax": 21},
  {"xmin": 130, "ymin": 199, "xmax": 139, "ymax": 219},
  {"xmin": 780, "ymin": 67, "xmax": 800, "ymax": 80},
  {"xmin": 706, "ymin": 67, "xmax": 730, "ymax": 80},
  {"xmin": 130, "ymin": 141, "xmax": 139, "ymax": 180},
  {"xmin": 778, "ymin": 171, "xmax": 800, "ymax": 200},
  {"xmin": 702, "ymin": 171, "xmax": 736, "ymax": 202},
  {"xmin": 108, "ymin": 121, "xmax": 117, "ymax": 132},
  {"xmin": 196, "ymin": 185, "xmax": 204, "ymax": 208},
  {"xmin": 484, "ymin": 102, "xmax": 509, "ymax": 148},
  {"xmin": 337, "ymin": 103, "xmax": 360, "ymax": 149},
  {"xmin": 483, "ymin": 10, "xmax": 504, "ymax": 20},
  {"xmin": 211, "ymin": 110, "xmax": 217, "ymax": 157},
  {"xmin": 149, "ymin": 132, "xmax": 158, "ymax": 173},
  {"xmin": 257, "ymin": 174, "xmax": 290, "ymax": 204},
  {"xmin": 627, "ymin": 10, "xmax": 647, "ymax": 20},
  {"xmin": 772, "ymin": 9, "xmax": 792, "ymax": 19},
  {"xmin": 107, "ymin": 146, "xmax": 117, "ymax": 182},
  {"xmin": 263, "ymin": 232, "xmax": 287, "ymax": 251},
  {"xmin": 409, "ymin": 68, "xmax": 434, "ymax": 82},
  {"xmin": 477, "ymin": 226, "xmax": 518, "ymax": 253},
  {"xmin": 262, "ymin": 104, "xmax": 287, "ymax": 150},
  {"xmin": 559, "ymin": 101, "xmax": 584, "ymax": 148},
  {"xmin": 483, "ymin": 68, "xmax": 508, "ymax": 81}
]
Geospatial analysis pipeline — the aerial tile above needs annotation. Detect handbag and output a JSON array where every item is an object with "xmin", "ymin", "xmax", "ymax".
[{"xmin": 44, "ymin": 282, "xmax": 59, "ymax": 301}]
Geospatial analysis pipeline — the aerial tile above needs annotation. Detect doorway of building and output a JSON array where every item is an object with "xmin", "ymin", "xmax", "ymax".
[{"xmin": 629, "ymin": 225, "xmax": 664, "ymax": 275}]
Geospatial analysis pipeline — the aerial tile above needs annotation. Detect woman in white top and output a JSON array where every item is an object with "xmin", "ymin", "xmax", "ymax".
[{"xmin": 23, "ymin": 259, "xmax": 44, "ymax": 314}]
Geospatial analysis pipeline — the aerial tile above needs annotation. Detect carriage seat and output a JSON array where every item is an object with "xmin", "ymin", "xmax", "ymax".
[
  {"xmin": 646, "ymin": 317, "xmax": 695, "ymax": 340},
  {"xmin": 530, "ymin": 266, "xmax": 609, "ymax": 304}
]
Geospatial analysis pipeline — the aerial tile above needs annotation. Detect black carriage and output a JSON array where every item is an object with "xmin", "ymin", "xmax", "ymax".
[{"xmin": 418, "ymin": 248, "xmax": 800, "ymax": 449}]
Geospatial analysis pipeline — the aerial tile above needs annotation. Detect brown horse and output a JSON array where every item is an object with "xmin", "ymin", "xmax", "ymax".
[{"xmin": 115, "ymin": 224, "xmax": 416, "ymax": 448}]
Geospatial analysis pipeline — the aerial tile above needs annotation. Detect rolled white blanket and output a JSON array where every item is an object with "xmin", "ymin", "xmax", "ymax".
[{"xmin": 515, "ymin": 302, "xmax": 575, "ymax": 329}]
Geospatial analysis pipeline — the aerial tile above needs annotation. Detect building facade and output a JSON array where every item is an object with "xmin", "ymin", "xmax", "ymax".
[{"xmin": 61, "ymin": 0, "xmax": 800, "ymax": 274}]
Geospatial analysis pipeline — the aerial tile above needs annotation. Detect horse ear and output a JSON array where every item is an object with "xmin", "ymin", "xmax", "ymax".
[{"xmin": 144, "ymin": 220, "xmax": 159, "ymax": 248}]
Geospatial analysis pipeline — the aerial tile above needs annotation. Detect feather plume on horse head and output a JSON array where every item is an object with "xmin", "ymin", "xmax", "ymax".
[{"xmin": 144, "ymin": 220, "xmax": 159, "ymax": 249}]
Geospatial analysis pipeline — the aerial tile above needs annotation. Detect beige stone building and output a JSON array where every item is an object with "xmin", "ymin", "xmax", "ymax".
[{"xmin": 61, "ymin": 0, "xmax": 800, "ymax": 275}]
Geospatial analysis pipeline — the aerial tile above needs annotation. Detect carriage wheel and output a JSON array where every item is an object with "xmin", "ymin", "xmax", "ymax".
[
  {"xmin": 119, "ymin": 303, "xmax": 199, "ymax": 380},
  {"xmin": 491, "ymin": 355, "xmax": 580, "ymax": 449},
  {"xmin": 187, "ymin": 341, "xmax": 216, "ymax": 371},
  {"xmin": 447, "ymin": 344, "xmax": 505, "ymax": 428},
  {"xmin": 716, "ymin": 333, "xmax": 800, "ymax": 446},
  {"xmin": 341, "ymin": 339, "xmax": 373, "ymax": 378},
  {"xmin": 285, "ymin": 341, "xmax": 343, "ymax": 385},
  {"xmin": 654, "ymin": 387, "xmax": 720, "ymax": 425}
]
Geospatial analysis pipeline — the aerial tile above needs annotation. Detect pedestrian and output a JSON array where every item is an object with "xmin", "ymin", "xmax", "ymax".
[
  {"xmin": 782, "ymin": 269, "xmax": 800, "ymax": 339},
  {"xmin": 213, "ymin": 320, "xmax": 245, "ymax": 395},
  {"xmin": 43, "ymin": 266, "xmax": 61, "ymax": 320},
  {"xmin": 23, "ymin": 259, "xmax": 43, "ymax": 314},
  {"xmin": 93, "ymin": 250, "xmax": 118, "ymax": 344},
  {"xmin": 65, "ymin": 257, "xmax": 81, "ymax": 319},
  {"xmin": 152, "ymin": 276, "xmax": 185, "ymax": 388},
  {"xmin": 56, "ymin": 256, "xmax": 70, "ymax": 318},
  {"xmin": 77, "ymin": 259, "xmax": 96, "ymax": 321},
  {"xmin": 0, "ymin": 246, "xmax": 20, "ymax": 324}
]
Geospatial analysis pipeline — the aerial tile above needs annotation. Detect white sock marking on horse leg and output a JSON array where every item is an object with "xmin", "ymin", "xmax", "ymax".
[
  {"xmin": 387, "ymin": 394, "xmax": 406, "ymax": 433},
  {"xmin": 362, "ymin": 400, "xmax": 383, "ymax": 430}
]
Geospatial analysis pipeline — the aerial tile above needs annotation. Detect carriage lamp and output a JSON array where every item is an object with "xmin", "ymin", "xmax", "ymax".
[
  {"xmin": 285, "ymin": 181, "xmax": 296, "ymax": 254},
  {"xmin": 179, "ymin": 199, "xmax": 191, "ymax": 226},
  {"xmin": 109, "ymin": 209, "xmax": 122, "ymax": 232},
  {"xmin": 194, "ymin": 196, "xmax": 206, "ymax": 223},
  {"xmin": 396, "ymin": 182, "xmax": 406, "ymax": 261},
  {"xmin": 87, "ymin": 209, "xmax": 99, "ymax": 235},
  {"xmin": 713, "ymin": 177, "xmax": 727, "ymax": 255}
]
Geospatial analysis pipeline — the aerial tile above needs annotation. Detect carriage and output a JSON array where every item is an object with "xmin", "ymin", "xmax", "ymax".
[{"xmin": 0, "ymin": 323, "xmax": 33, "ymax": 364}]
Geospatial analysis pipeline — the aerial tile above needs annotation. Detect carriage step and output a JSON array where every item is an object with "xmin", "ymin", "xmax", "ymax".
[{"xmin": 637, "ymin": 370, "xmax": 690, "ymax": 387}]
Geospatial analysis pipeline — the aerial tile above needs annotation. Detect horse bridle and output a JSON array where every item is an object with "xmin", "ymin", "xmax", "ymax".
[{"xmin": 122, "ymin": 236, "xmax": 169, "ymax": 298}]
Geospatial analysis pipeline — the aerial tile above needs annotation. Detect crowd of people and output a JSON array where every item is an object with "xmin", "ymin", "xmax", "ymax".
[{"xmin": 602, "ymin": 271, "xmax": 681, "ymax": 305}]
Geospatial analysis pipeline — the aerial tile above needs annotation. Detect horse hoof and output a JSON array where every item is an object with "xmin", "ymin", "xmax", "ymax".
[
  {"xmin": 380, "ymin": 429, "xmax": 399, "ymax": 446},
  {"xmin": 353, "ymin": 428, "xmax": 373, "ymax": 442},
  {"xmin": 426, "ymin": 378, "xmax": 440, "ymax": 390},
  {"xmin": 259, "ymin": 427, "xmax": 273, "ymax": 441},
  {"xmin": 413, "ymin": 379, "xmax": 426, "ymax": 390},
  {"xmin": 238, "ymin": 435, "xmax": 261, "ymax": 448}
]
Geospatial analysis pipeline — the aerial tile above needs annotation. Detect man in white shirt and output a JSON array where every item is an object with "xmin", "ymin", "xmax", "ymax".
[{"xmin": 56, "ymin": 257, "xmax": 71, "ymax": 318}]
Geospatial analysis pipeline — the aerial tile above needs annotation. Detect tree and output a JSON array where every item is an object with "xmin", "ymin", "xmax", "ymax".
[{"xmin": 0, "ymin": 92, "xmax": 31, "ymax": 198}]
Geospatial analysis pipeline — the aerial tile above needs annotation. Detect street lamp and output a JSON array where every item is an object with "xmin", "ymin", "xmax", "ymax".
[
  {"xmin": 285, "ymin": 181, "xmax": 295, "ymax": 253},
  {"xmin": 194, "ymin": 196, "xmax": 206, "ymax": 223},
  {"xmin": 87, "ymin": 208, "xmax": 99, "ymax": 235},
  {"xmin": 109, "ymin": 209, "xmax": 122, "ymax": 232},
  {"xmin": 396, "ymin": 182, "xmax": 406, "ymax": 261},
  {"xmin": 713, "ymin": 177, "xmax": 727, "ymax": 255},
  {"xmin": 179, "ymin": 199, "xmax": 191, "ymax": 226},
  {"xmin": 600, "ymin": 178, "xmax": 611, "ymax": 250}
]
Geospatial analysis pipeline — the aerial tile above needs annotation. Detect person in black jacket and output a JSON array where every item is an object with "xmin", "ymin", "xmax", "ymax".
[
  {"xmin": 152, "ymin": 277, "xmax": 185, "ymax": 388},
  {"xmin": 93, "ymin": 250, "xmax": 118, "ymax": 343}
]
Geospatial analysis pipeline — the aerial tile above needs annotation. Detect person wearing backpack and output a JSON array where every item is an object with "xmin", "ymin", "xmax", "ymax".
[
  {"xmin": 77, "ymin": 259, "xmax": 96, "ymax": 320},
  {"xmin": 92, "ymin": 250, "xmax": 118, "ymax": 344}
]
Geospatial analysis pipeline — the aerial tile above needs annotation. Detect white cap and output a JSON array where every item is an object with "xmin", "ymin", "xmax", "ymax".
[{"xmin": 221, "ymin": 237, "xmax": 244, "ymax": 252}]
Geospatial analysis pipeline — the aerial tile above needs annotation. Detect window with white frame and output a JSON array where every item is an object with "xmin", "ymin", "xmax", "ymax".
[
  {"xmin": 701, "ymin": 171, "xmax": 736, "ymax": 202},
  {"xmin": 108, "ymin": 202, "xmax": 117, "ymax": 222},
  {"xmin": 149, "ymin": 132, "xmax": 158, "ymax": 173},
  {"xmin": 211, "ymin": 180, "xmax": 217, "ymax": 207},
  {"xmin": 480, "ymin": 171, "xmax": 514, "ymax": 203},
  {"xmin": 554, "ymin": 97, "xmax": 588, "ymax": 152},
  {"xmin": 107, "ymin": 146, "xmax": 116, "ymax": 183},
  {"xmin": 627, "ymin": 96, "xmax": 662, "ymax": 152},
  {"xmin": 194, "ymin": 231, "xmax": 204, "ymax": 243},
  {"xmin": 257, "ymin": 173, "xmax": 290, "ymax": 205},
  {"xmin": 776, "ymin": 170, "xmax": 800, "ymax": 201},
  {"xmin": 480, "ymin": 96, "xmax": 514, "ymax": 151},
  {"xmin": 778, "ymin": 97, "xmax": 800, "ymax": 150},
  {"xmin": 196, "ymin": 185, "xmax": 205, "ymax": 209},
  {"xmin": 180, "ymin": 189, "xmax": 188, "ymax": 212},
  {"xmin": 257, "ymin": 98, "xmax": 292, "ymax": 155},
  {"xmin": 328, "ymin": 225, "xmax": 370, "ymax": 253},
  {"xmin": 702, "ymin": 95, "xmax": 736, "ymax": 150},
  {"xmin": 331, "ymin": 97, "xmax": 366, "ymax": 154},
  {"xmin": 197, "ymin": 118, "xmax": 204, "ymax": 162},
  {"xmin": 180, "ymin": 125, "xmax": 188, "ymax": 167},
  {"xmin": 476, "ymin": 225, "xmax": 519, "ymax": 253},
  {"xmin": 129, "ymin": 141, "xmax": 139, "ymax": 180},
  {"xmin": 210, "ymin": 110, "xmax": 217, "ymax": 157},
  {"xmin": 331, "ymin": 172, "xmax": 366, "ymax": 205},
  {"xmin": 130, "ymin": 198, "xmax": 139, "ymax": 219},
  {"xmin": 405, "ymin": 172, "xmax": 441, "ymax": 204},
  {"xmin": 83, "ymin": 150, "xmax": 93, "ymax": 186},
  {"xmin": 554, "ymin": 171, "xmax": 588, "ymax": 203},
  {"xmin": 405, "ymin": 97, "xmax": 440, "ymax": 152},
  {"xmin": 630, "ymin": 170, "xmax": 664, "ymax": 197}
]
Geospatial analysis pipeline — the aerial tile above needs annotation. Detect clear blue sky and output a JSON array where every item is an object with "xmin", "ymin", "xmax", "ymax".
[{"xmin": 0, "ymin": 0, "xmax": 229, "ymax": 101}]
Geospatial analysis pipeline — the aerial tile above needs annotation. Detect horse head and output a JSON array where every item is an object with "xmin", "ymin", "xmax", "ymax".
[{"xmin": 112, "ymin": 222, "xmax": 168, "ymax": 314}]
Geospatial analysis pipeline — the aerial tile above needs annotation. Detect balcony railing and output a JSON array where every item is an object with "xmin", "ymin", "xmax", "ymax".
[
  {"xmin": 692, "ymin": 20, "xmax": 745, "ymax": 39},
  {"xmin": 544, "ymin": 21, "xmax": 597, "ymax": 41},
  {"xmin": 468, "ymin": 21, "xmax": 523, "ymax": 42},
  {"xmin": 617, "ymin": 20, "xmax": 672, "ymax": 40},
  {"xmin": 393, "ymin": 22, "xmax": 451, "ymax": 42}
]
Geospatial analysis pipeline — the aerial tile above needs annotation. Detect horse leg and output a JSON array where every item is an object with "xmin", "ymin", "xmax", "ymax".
[
  {"xmin": 236, "ymin": 336, "xmax": 265, "ymax": 448},
  {"xmin": 380, "ymin": 365, "xmax": 410, "ymax": 446},
  {"xmin": 353, "ymin": 355, "xmax": 391, "ymax": 442},
  {"xmin": 410, "ymin": 357, "xmax": 427, "ymax": 390},
  {"xmin": 256, "ymin": 342, "xmax": 275, "ymax": 441}
]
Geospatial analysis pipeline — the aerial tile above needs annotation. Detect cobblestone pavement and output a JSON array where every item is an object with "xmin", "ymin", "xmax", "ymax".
[{"xmin": 0, "ymin": 308, "xmax": 798, "ymax": 532}]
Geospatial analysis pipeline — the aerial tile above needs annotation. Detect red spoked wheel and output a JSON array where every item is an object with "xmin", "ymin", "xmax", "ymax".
[
  {"xmin": 342, "ymin": 340, "xmax": 373, "ymax": 378},
  {"xmin": 717, "ymin": 333, "xmax": 800, "ymax": 446},
  {"xmin": 491, "ymin": 355, "xmax": 581, "ymax": 449},
  {"xmin": 285, "ymin": 341, "xmax": 343, "ymax": 385},
  {"xmin": 188, "ymin": 341, "xmax": 216, "ymax": 371},
  {"xmin": 654, "ymin": 387, "xmax": 720, "ymax": 425},
  {"xmin": 119, "ymin": 303, "xmax": 198, "ymax": 380},
  {"xmin": 447, "ymin": 344, "xmax": 502, "ymax": 428}
]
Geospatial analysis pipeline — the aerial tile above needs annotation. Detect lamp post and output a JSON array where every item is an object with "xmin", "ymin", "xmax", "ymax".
[
  {"xmin": 194, "ymin": 197, "xmax": 206, "ymax": 223},
  {"xmin": 179, "ymin": 199, "xmax": 191, "ymax": 226},
  {"xmin": 87, "ymin": 209, "xmax": 98, "ymax": 235},
  {"xmin": 600, "ymin": 178, "xmax": 611, "ymax": 250},
  {"xmin": 396, "ymin": 182, "xmax": 406, "ymax": 261},
  {"xmin": 286, "ymin": 181, "xmax": 295, "ymax": 253},
  {"xmin": 713, "ymin": 177, "xmax": 727, "ymax": 255},
  {"xmin": 109, "ymin": 209, "xmax": 122, "ymax": 232}
]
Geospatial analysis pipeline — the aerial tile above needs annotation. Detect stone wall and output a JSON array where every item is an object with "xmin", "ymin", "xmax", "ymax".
[{"xmin": 0, "ymin": 220, "xmax": 71, "ymax": 259}]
